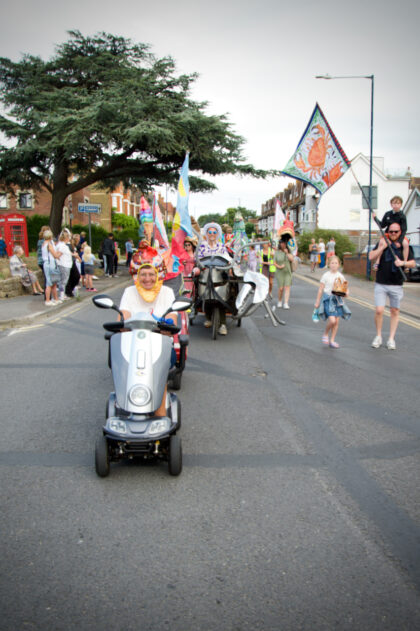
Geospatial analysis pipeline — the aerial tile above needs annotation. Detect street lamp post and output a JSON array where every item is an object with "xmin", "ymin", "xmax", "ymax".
[{"xmin": 315, "ymin": 74, "xmax": 374, "ymax": 279}]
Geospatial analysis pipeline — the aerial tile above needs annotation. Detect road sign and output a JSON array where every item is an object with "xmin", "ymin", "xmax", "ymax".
[{"xmin": 78, "ymin": 203, "xmax": 101, "ymax": 214}]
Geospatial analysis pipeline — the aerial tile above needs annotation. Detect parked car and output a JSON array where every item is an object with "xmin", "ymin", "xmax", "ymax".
[{"xmin": 407, "ymin": 244, "xmax": 420, "ymax": 282}]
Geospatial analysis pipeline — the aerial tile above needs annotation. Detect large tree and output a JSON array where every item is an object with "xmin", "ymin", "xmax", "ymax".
[{"xmin": 0, "ymin": 31, "xmax": 274, "ymax": 235}]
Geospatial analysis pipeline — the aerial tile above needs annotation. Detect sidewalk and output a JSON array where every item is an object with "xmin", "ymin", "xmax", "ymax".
[
  {"xmin": 295, "ymin": 263, "xmax": 420, "ymax": 321},
  {"xmin": 0, "ymin": 266, "xmax": 132, "ymax": 330}
]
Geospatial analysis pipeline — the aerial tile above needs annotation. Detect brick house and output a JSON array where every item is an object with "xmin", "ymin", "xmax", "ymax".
[{"xmin": 0, "ymin": 182, "xmax": 143, "ymax": 232}]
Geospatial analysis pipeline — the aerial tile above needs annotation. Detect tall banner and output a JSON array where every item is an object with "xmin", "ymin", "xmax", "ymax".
[
  {"xmin": 152, "ymin": 193, "xmax": 169, "ymax": 250},
  {"xmin": 281, "ymin": 103, "xmax": 350, "ymax": 195},
  {"xmin": 140, "ymin": 195, "xmax": 153, "ymax": 243},
  {"xmin": 172, "ymin": 152, "xmax": 193, "ymax": 245}
]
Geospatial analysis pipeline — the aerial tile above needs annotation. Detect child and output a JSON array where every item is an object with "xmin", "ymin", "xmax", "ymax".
[
  {"xmin": 246, "ymin": 244, "xmax": 260, "ymax": 272},
  {"xmin": 314, "ymin": 256, "xmax": 351, "ymax": 349},
  {"xmin": 82, "ymin": 245, "xmax": 97, "ymax": 292},
  {"xmin": 373, "ymin": 196, "xmax": 409, "ymax": 270}
]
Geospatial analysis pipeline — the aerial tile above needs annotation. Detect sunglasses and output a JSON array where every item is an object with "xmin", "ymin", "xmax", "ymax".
[
  {"xmin": 388, "ymin": 230, "xmax": 400, "ymax": 234},
  {"xmin": 207, "ymin": 230, "xmax": 218, "ymax": 235}
]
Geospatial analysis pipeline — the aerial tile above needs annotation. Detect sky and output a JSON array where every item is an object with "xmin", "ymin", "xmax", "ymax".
[{"xmin": 1, "ymin": 0, "xmax": 419, "ymax": 218}]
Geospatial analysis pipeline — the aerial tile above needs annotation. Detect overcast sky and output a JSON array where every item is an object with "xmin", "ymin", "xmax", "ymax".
[{"xmin": 1, "ymin": 0, "xmax": 419, "ymax": 217}]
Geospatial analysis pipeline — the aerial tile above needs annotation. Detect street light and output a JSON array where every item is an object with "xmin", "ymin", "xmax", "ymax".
[{"xmin": 315, "ymin": 74, "xmax": 374, "ymax": 279}]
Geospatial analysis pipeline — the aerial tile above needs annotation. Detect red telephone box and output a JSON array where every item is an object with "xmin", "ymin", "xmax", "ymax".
[{"xmin": 0, "ymin": 213, "xmax": 29, "ymax": 257}]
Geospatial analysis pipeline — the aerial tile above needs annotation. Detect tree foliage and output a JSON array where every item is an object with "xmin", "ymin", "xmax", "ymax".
[
  {"xmin": 197, "ymin": 206, "xmax": 257, "ymax": 228},
  {"xmin": 111, "ymin": 212, "xmax": 139, "ymax": 229},
  {"xmin": 297, "ymin": 229, "xmax": 356, "ymax": 261},
  {"xmin": 0, "ymin": 31, "xmax": 276, "ymax": 235}
]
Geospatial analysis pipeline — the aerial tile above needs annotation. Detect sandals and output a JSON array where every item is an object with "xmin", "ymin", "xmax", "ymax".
[
  {"xmin": 329, "ymin": 341, "xmax": 340, "ymax": 349},
  {"xmin": 322, "ymin": 335, "xmax": 329, "ymax": 345}
]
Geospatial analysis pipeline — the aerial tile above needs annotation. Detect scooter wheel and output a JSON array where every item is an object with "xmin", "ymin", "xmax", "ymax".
[
  {"xmin": 168, "ymin": 435, "xmax": 182, "ymax": 476},
  {"xmin": 95, "ymin": 435, "xmax": 110, "ymax": 477},
  {"xmin": 176, "ymin": 398, "xmax": 181, "ymax": 429},
  {"xmin": 211, "ymin": 307, "xmax": 220, "ymax": 340}
]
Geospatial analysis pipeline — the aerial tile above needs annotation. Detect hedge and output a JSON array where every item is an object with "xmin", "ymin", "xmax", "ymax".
[{"xmin": 298, "ymin": 229, "xmax": 356, "ymax": 261}]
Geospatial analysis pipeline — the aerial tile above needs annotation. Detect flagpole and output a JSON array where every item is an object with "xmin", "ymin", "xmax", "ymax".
[{"xmin": 315, "ymin": 73, "xmax": 374, "ymax": 279}]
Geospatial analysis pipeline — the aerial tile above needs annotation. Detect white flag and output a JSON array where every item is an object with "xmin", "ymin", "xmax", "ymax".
[{"xmin": 274, "ymin": 199, "xmax": 285, "ymax": 231}]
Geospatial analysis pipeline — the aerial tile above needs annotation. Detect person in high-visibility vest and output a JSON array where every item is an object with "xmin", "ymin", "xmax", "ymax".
[{"xmin": 260, "ymin": 241, "xmax": 275, "ymax": 297}]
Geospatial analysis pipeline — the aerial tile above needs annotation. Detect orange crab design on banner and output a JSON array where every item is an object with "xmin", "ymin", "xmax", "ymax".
[
  {"xmin": 294, "ymin": 124, "xmax": 332, "ymax": 179},
  {"xmin": 281, "ymin": 103, "xmax": 350, "ymax": 195}
]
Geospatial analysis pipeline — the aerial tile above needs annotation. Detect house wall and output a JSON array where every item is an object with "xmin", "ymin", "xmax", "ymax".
[
  {"xmin": 404, "ymin": 190, "xmax": 420, "ymax": 245},
  {"xmin": 318, "ymin": 154, "xmax": 410, "ymax": 231}
]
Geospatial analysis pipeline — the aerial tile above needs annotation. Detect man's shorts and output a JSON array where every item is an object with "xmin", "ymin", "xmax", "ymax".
[{"xmin": 374, "ymin": 283, "xmax": 403, "ymax": 309}]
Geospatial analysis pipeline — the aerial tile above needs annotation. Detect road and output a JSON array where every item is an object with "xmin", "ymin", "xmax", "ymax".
[{"xmin": 1, "ymin": 275, "xmax": 419, "ymax": 630}]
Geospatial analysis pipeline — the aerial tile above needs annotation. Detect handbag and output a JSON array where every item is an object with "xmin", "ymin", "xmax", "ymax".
[
  {"xmin": 332, "ymin": 277, "xmax": 348, "ymax": 296},
  {"xmin": 291, "ymin": 257, "xmax": 298, "ymax": 272},
  {"xmin": 49, "ymin": 261, "xmax": 61, "ymax": 284}
]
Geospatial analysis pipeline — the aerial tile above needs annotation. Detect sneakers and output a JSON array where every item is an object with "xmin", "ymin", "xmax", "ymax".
[
  {"xmin": 371, "ymin": 335, "xmax": 382, "ymax": 348},
  {"xmin": 44, "ymin": 301, "xmax": 54, "ymax": 307},
  {"xmin": 204, "ymin": 320, "xmax": 212, "ymax": 328},
  {"xmin": 283, "ymin": 303, "xmax": 290, "ymax": 309},
  {"xmin": 386, "ymin": 339, "xmax": 396, "ymax": 350},
  {"xmin": 218, "ymin": 324, "xmax": 228, "ymax": 335},
  {"xmin": 277, "ymin": 301, "xmax": 282, "ymax": 308}
]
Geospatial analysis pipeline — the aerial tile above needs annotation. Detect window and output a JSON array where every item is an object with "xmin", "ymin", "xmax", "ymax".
[
  {"xmin": 415, "ymin": 194, "xmax": 420, "ymax": 208},
  {"xmin": 361, "ymin": 185, "xmax": 378, "ymax": 210},
  {"xmin": 0, "ymin": 192, "xmax": 8, "ymax": 209},
  {"xmin": 18, "ymin": 192, "xmax": 33, "ymax": 209}
]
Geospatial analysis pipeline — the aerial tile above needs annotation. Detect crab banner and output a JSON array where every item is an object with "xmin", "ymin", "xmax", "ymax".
[{"xmin": 281, "ymin": 103, "xmax": 350, "ymax": 195}]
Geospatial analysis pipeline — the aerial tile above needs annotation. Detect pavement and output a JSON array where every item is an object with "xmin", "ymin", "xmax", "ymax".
[
  {"xmin": 0, "ymin": 262, "xmax": 419, "ymax": 330},
  {"xmin": 0, "ymin": 266, "xmax": 132, "ymax": 330}
]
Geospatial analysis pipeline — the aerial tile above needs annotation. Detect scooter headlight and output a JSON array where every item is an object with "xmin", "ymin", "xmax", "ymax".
[
  {"xmin": 129, "ymin": 385, "xmax": 152, "ymax": 407},
  {"xmin": 108, "ymin": 419, "xmax": 127, "ymax": 434},
  {"xmin": 148, "ymin": 419, "xmax": 170, "ymax": 435}
]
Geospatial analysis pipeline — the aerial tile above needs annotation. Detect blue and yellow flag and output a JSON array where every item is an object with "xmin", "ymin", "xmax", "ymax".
[
  {"xmin": 281, "ymin": 103, "xmax": 350, "ymax": 195},
  {"xmin": 172, "ymin": 153, "xmax": 193, "ymax": 243}
]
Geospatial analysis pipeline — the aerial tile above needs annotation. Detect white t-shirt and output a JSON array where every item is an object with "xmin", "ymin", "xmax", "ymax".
[
  {"xmin": 56, "ymin": 241, "xmax": 73, "ymax": 268},
  {"xmin": 320, "ymin": 270, "xmax": 345, "ymax": 295},
  {"xmin": 119, "ymin": 285, "xmax": 175, "ymax": 319},
  {"xmin": 318, "ymin": 242, "xmax": 326, "ymax": 253}
]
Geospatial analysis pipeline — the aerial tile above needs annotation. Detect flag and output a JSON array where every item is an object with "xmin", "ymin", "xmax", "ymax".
[
  {"xmin": 152, "ymin": 193, "xmax": 169, "ymax": 250},
  {"xmin": 140, "ymin": 195, "xmax": 153, "ymax": 242},
  {"xmin": 172, "ymin": 153, "xmax": 193, "ymax": 245},
  {"xmin": 274, "ymin": 199, "xmax": 285, "ymax": 231},
  {"xmin": 281, "ymin": 103, "xmax": 350, "ymax": 195}
]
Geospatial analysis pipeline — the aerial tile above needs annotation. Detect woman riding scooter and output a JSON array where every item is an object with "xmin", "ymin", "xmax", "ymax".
[
  {"xmin": 119, "ymin": 250, "xmax": 176, "ymax": 417},
  {"xmin": 197, "ymin": 222, "xmax": 232, "ymax": 335}
]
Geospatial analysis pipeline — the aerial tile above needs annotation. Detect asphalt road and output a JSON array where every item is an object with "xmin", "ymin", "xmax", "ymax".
[{"xmin": 1, "ymin": 276, "xmax": 419, "ymax": 630}]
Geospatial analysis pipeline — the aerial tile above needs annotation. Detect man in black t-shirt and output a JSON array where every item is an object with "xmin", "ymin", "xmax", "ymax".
[{"xmin": 368, "ymin": 222, "xmax": 415, "ymax": 350}]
